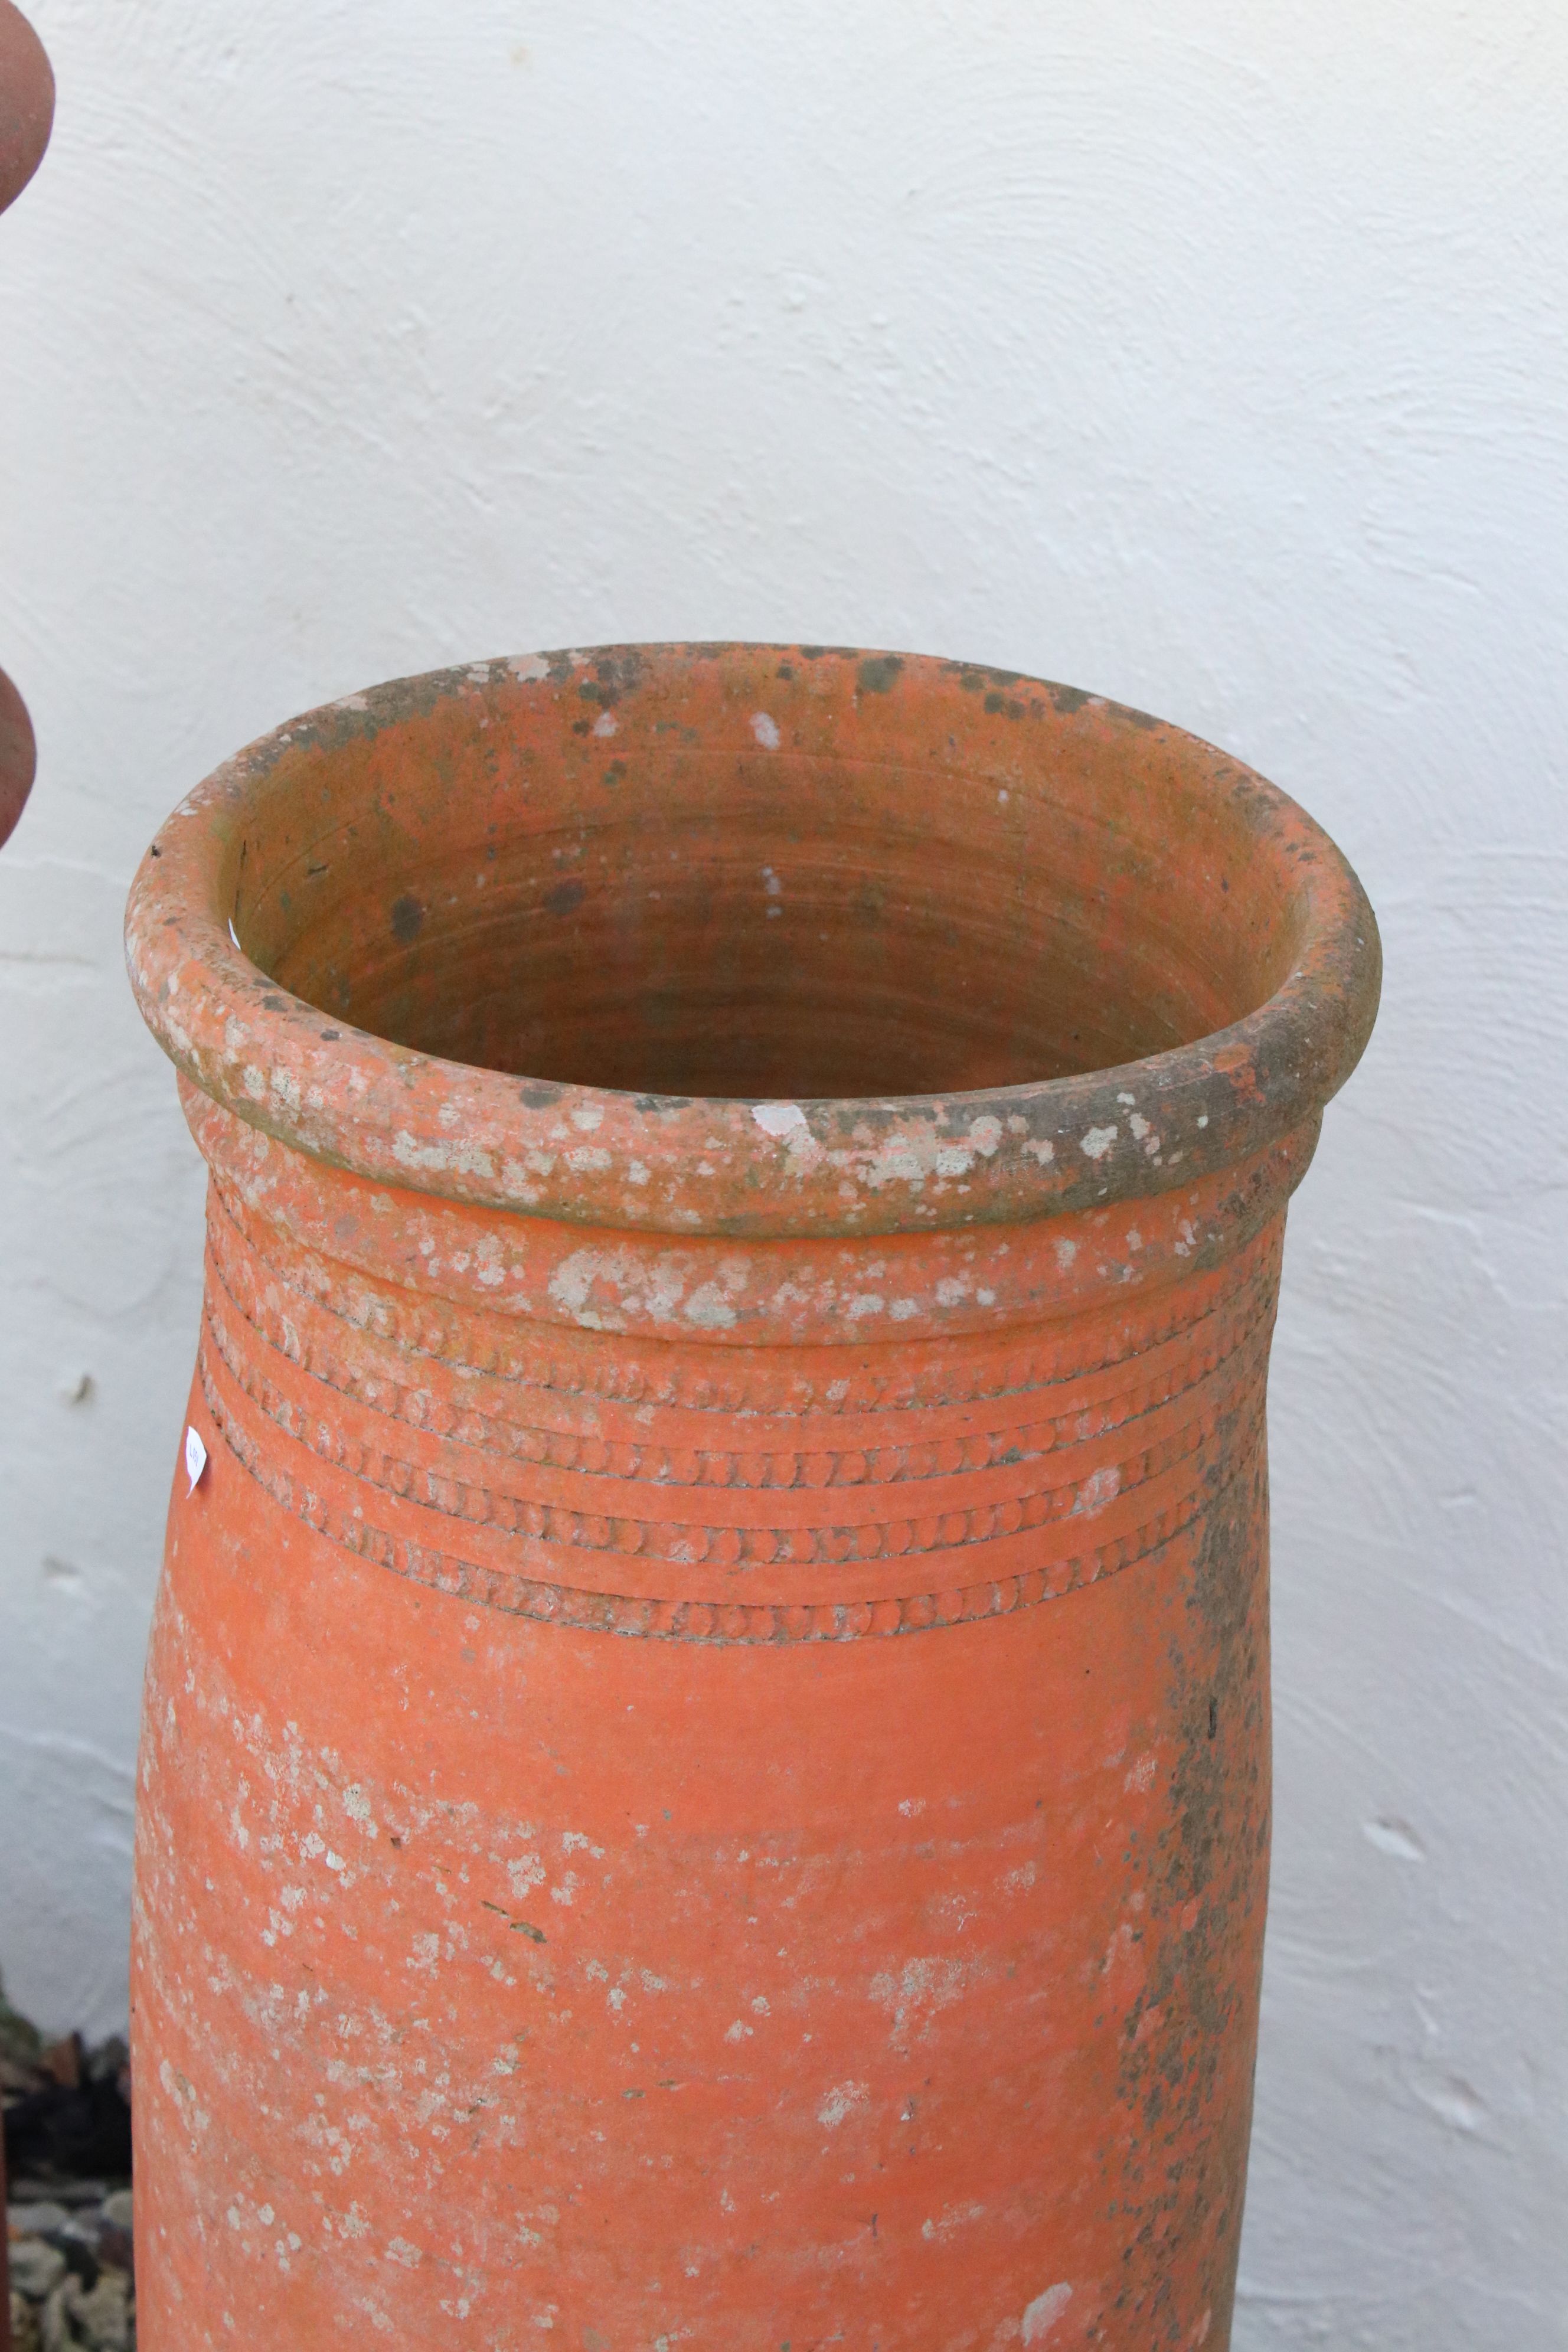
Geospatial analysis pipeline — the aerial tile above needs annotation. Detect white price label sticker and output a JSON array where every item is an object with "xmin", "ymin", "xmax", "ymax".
[{"xmin": 184, "ymin": 1425, "xmax": 208, "ymax": 1495}]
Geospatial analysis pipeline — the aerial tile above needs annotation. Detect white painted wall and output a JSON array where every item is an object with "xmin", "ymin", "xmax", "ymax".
[{"xmin": 2, "ymin": 0, "xmax": 1564, "ymax": 2338}]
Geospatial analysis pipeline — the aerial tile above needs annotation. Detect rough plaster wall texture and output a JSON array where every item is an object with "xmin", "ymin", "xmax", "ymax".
[{"xmin": 0, "ymin": 0, "xmax": 1563, "ymax": 2341}]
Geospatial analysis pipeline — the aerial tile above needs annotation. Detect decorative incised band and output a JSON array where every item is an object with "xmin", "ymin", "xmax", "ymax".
[
  {"xmin": 197, "ymin": 1340, "xmax": 1268, "ymax": 1645},
  {"xmin": 205, "ymin": 1207, "xmax": 1277, "ymax": 1502},
  {"xmin": 208, "ymin": 1174, "xmax": 1282, "ymax": 1423},
  {"xmin": 193, "ymin": 1169, "xmax": 1278, "ymax": 1638},
  {"xmin": 201, "ymin": 1297, "xmax": 1263, "ymax": 1575}
]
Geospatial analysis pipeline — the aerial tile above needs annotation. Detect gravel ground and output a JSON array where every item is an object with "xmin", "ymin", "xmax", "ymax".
[
  {"xmin": 8, "ymin": 2185, "xmax": 135, "ymax": 2351},
  {"xmin": 4, "ymin": 1974, "xmax": 135, "ymax": 2349}
]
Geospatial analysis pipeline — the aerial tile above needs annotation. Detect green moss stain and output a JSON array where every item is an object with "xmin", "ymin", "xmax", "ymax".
[{"xmin": 858, "ymin": 654, "xmax": 904, "ymax": 695}]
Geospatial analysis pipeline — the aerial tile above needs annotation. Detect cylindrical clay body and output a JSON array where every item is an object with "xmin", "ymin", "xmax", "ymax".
[{"xmin": 126, "ymin": 645, "xmax": 1379, "ymax": 2348}]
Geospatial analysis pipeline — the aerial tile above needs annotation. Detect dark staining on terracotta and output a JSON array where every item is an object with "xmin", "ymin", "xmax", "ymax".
[
  {"xmin": 586, "ymin": 647, "xmax": 648, "ymax": 703},
  {"xmin": 517, "ymin": 1080, "xmax": 565, "ymax": 1110},
  {"xmin": 544, "ymin": 878, "xmax": 587, "ymax": 916},
  {"xmin": 680, "ymin": 641, "xmax": 743, "ymax": 664},
  {"xmin": 945, "ymin": 661, "xmax": 1027, "ymax": 699},
  {"xmin": 857, "ymin": 654, "xmax": 905, "ymax": 696},
  {"xmin": 1108, "ymin": 1384, "xmax": 1274, "ymax": 2343},
  {"xmin": 390, "ymin": 894, "xmax": 425, "ymax": 944}
]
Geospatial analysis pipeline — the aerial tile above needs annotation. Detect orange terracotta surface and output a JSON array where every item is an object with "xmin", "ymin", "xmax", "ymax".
[{"xmin": 125, "ymin": 646, "xmax": 1379, "ymax": 2348}]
